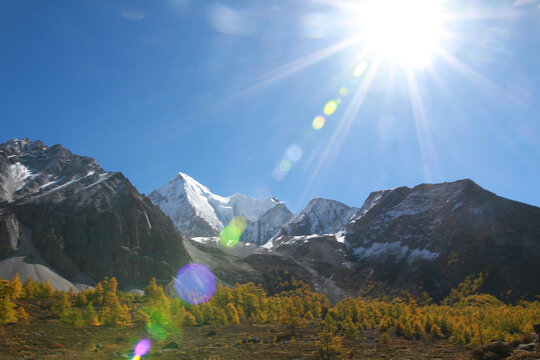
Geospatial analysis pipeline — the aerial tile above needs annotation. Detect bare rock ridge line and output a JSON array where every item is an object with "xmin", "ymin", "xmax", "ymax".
[
  {"xmin": 0, "ymin": 138, "xmax": 191, "ymax": 290},
  {"xmin": 149, "ymin": 172, "xmax": 291, "ymax": 243},
  {"xmin": 1, "ymin": 138, "xmax": 539, "ymax": 304},
  {"xmin": 151, "ymin": 154, "xmax": 540, "ymax": 302}
]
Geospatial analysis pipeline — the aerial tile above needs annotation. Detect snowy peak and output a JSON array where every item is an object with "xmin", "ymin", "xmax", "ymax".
[
  {"xmin": 351, "ymin": 179, "xmax": 488, "ymax": 223},
  {"xmin": 0, "ymin": 139, "xmax": 107, "ymax": 203},
  {"xmin": 0, "ymin": 139, "xmax": 191, "ymax": 290},
  {"xmin": 148, "ymin": 172, "xmax": 223, "ymax": 237},
  {"xmin": 280, "ymin": 198, "xmax": 358, "ymax": 237},
  {"xmin": 149, "ymin": 172, "xmax": 283, "ymax": 238}
]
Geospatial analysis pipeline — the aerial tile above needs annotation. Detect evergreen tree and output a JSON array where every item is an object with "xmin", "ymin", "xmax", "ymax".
[
  {"xmin": 83, "ymin": 302, "xmax": 100, "ymax": 326},
  {"xmin": 99, "ymin": 277, "xmax": 131, "ymax": 326},
  {"xmin": 430, "ymin": 323, "xmax": 444, "ymax": 339},
  {"xmin": 61, "ymin": 308, "xmax": 85, "ymax": 327},
  {"xmin": 280, "ymin": 298, "xmax": 306, "ymax": 336},
  {"xmin": 22, "ymin": 278, "xmax": 37, "ymax": 299},
  {"xmin": 342, "ymin": 316, "xmax": 358, "ymax": 339},
  {"xmin": 183, "ymin": 311, "xmax": 198, "ymax": 326},
  {"xmin": 74, "ymin": 292, "xmax": 88, "ymax": 307},
  {"xmin": 314, "ymin": 330, "xmax": 350, "ymax": 360},
  {"xmin": 37, "ymin": 280, "xmax": 54, "ymax": 300},
  {"xmin": 50, "ymin": 292, "xmax": 71, "ymax": 318},
  {"xmin": 225, "ymin": 303, "xmax": 240, "ymax": 325},
  {"xmin": 10, "ymin": 273, "xmax": 22, "ymax": 299},
  {"xmin": 0, "ymin": 297, "xmax": 18, "ymax": 324},
  {"xmin": 17, "ymin": 306, "xmax": 29, "ymax": 323},
  {"xmin": 0, "ymin": 279, "xmax": 16, "ymax": 300}
]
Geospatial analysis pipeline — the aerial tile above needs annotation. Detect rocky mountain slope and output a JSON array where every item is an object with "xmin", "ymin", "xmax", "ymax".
[
  {"xmin": 1, "ymin": 138, "xmax": 538, "ymax": 303},
  {"xmin": 0, "ymin": 139, "xmax": 191, "ymax": 289},
  {"xmin": 149, "ymin": 170, "xmax": 540, "ymax": 302},
  {"xmin": 267, "ymin": 179, "xmax": 540, "ymax": 301}
]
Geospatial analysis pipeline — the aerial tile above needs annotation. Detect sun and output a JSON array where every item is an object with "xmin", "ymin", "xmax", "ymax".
[{"xmin": 358, "ymin": 0, "xmax": 445, "ymax": 68}]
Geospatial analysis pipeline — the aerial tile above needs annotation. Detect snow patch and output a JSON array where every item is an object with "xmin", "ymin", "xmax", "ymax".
[
  {"xmin": 191, "ymin": 237, "xmax": 220, "ymax": 244},
  {"xmin": 0, "ymin": 162, "xmax": 33, "ymax": 202},
  {"xmin": 335, "ymin": 230, "xmax": 346, "ymax": 243},
  {"xmin": 354, "ymin": 241, "xmax": 439, "ymax": 263},
  {"xmin": 143, "ymin": 210, "xmax": 152, "ymax": 229},
  {"xmin": 262, "ymin": 237, "xmax": 275, "ymax": 249},
  {"xmin": 407, "ymin": 248, "xmax": 439, "ymax": 262}
]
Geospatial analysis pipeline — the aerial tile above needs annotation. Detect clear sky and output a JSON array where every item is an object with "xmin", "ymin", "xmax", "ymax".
[{"xmin": 1, "ymin": 0, "xmax": 539, "ymax": 213}]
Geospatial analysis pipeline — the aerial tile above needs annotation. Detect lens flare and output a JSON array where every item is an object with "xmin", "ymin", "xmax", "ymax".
[
  {"xmin": 339, "ymin": 87, "xmax": 349, "ymax": 96},
  {"xmin": 279, "ymin": 159, "xmax": 292, "ymax": 172},
  {"xmin": 219, "ymin": 217, "xmax": 247, "ymax": 248},
  {"xmin": 312, "ymin": 115, "xmax": 326, "ymax": 130},
  {"xmin": 285, "ymin": 144, "xmax": 303, "ymax": 162},
  {"xmin": 272, "ymin": 167, "xmax": 286, "ymax": 181},
  {"xmin": 174, "ymin": 263, "xmax": 216, "ymax": 305},
  {"xmin": 354, "ymin": 61, "xmax": 368, "ymax": 77},
  {"xmin": 146, "ymin": 320, "xmax": 167, "ymax": 341},
  {"xmin": 133, "ymin": 338, "xmax": 151, "ymax": 359},
  {"xmin": 324, "ymin": 100, "xmax": 338, "ymax": 115}
]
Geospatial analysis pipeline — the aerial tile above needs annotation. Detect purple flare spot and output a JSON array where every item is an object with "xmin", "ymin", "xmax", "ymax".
[
  {"xmin": 134, "ymin": 338, "xmax": 151, "ymax": 357},
  {"xmin": 174, "ymin": 263, "xmax": 216, "ymax": 305}
]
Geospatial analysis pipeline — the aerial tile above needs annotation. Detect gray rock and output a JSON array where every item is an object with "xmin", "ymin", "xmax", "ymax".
[
  {"xmin": 516, "ymin": 343, "xmax": 536, "ymax": 351},
  {"xmin": 0, "ymin": 139, "xmax": 191, "ymax": 289}
]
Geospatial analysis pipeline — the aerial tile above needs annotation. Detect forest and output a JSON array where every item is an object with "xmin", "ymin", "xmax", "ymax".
[{"xmin": 1, "ymin": 273, "xmax": 539, "ymax": 359}]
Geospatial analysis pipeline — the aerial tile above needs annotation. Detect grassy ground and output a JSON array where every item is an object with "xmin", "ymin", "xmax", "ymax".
[{"xmin": 0, "ymin": 321, "xmax": 470, "ymax": 360}]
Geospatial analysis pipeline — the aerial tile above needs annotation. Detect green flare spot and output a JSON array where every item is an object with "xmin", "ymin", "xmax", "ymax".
[{"xmin": 219, "ymin": 217, "xmax": 247, "ymax": 248}]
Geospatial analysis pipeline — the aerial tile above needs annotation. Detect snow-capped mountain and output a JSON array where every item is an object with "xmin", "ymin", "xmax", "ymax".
[
  {"xmin": 0, "ymin": 139, "xmax": 190, "ymax": 290},
  {"xmin": 279, "ymin": 198, "xmax": 358, "ymax": 237},
  {"xmin": 267, "ymin": 179, "xmax": 540, "ymax": 301},
  {"xmin": 149, "ymin": 172, "xmax": 286, "ymax": 238},
  {"xmin": 0, "ymin": 139, "xmax": 105, "ymax": 203},
  {"xmin": 2, "ymin": 138, "xmax": 539, "ymax": 303}
]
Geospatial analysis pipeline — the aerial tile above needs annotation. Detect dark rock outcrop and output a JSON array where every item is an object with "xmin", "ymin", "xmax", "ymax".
[
  {"xmin": 0, "ymin": 139, "xmax": 191, "ymax": 288},
  {"xmin": 0, "ymin": 210, "xmax": 19, "ymax": 257},
  {"xmin": 269, "ymin": 179, "xmax": 540, "ymax": 302},
  {"xmin": 241, "ymin": 203, "xmax": 294, "ymax": 245}
]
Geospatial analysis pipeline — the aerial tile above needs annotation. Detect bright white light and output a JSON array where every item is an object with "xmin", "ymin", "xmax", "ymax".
[{"xmin": 360, "ymin": 0, "xmax": 444, "ymax": 68}]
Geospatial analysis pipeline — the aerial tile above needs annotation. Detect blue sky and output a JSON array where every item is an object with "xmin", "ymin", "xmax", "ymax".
[{"xmin": 1, "ymin": 0, "xmax": 539, "ymax": 212}]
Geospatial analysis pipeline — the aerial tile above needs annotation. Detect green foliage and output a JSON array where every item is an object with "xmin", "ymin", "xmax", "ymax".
[
  {"xmin": 442, "ymin": 273, "xmax": 484, "ymax": 306},
  {"xmin": 60, "ymin": 308, "xmax": 85, "ymax": 327},
  {"xmin": 314, "ymin": 329, "xmax": 350, "ymax": 360},
  {"xmin": 2, "ymin": 273, "xmax": 539, "ymax": 350},
  {"xmin": 98, "ymin": 278, "xmax": 131, "ymax": 327},
  {"xmin": 36, "ymin": 280, "xmax": 54, "ymax": 300},
  {"xmin": 0, "ymin": 297, "xmax": 18, "ymax": 324},
  {"xmin": 379, "ymin": 332, "xmax": 391, "ymax": 345},
  {"xmin": 22, "ymin": 278, "xmax": 37, "ymax": 299},
  {"xmin": 50, "ymin": 292, "xmax": 71, "ymax": 318}
]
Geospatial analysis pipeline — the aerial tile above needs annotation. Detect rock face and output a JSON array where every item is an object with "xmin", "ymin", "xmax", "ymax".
[
  {"xmin": 267, "ymin": 179, "xmax": 540, "ymax": 301},
  {"xmin": 241, "ymin": 203, "xmax": 294, "ymax": 245},
  {"xmin": 278, "ymin": 198, "xmax": 358, "ymax": 237},
  {"xmin": 0, "ymin": 139, "xmax": 191, "ymax": 289},
  {"xmin": 0, "ymin": 210, "xmax": 19, "ymax": 257},
  {"xmin": 2, "ymin": 138, "xmax": 538, "ymax": 303},
  {"xmin": 149, "ymin": 172, "xmax": 289, "ymax": 242}
]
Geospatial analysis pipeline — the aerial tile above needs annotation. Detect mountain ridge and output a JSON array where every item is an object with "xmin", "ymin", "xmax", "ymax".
[
  {"xmin": 1, "ymin": 138, "xmax": 539, "ymax": 303},
  {"xmin": 0, "ymin": 138, "xmax": 191, "ymax": 290},
  {"xmin": 149, "ymin": 171, "xmax": 287, "ymax": 239}
]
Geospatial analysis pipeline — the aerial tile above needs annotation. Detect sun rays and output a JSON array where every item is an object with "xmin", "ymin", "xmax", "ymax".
[{"xmin": 152, "ymin": 0, "xmax": 526, "ymax": 207}]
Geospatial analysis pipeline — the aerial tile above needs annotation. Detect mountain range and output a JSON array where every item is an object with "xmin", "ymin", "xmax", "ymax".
[{"xmin": 1, "ymin": 139, "xmax": 538, "ymax": 303}]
